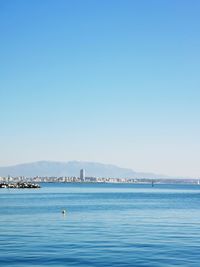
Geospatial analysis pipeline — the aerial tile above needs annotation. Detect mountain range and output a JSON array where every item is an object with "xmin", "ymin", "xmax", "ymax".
[{"xmin": 0, "ymin": 161, "xmax": 168, "ymax": 179}]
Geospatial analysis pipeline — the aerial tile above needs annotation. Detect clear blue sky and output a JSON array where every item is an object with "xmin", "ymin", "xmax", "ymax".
[{"xmin": 0, "ymin": 0, "xmax": 200, "ymax": 177}]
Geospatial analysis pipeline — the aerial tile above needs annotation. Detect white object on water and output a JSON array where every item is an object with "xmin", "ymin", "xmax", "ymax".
[{"xmin": 62, "ymin": 209, "xmax": 67, "ymax": 215}]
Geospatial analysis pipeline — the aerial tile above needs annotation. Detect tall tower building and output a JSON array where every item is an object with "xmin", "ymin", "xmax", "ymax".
[{"xmin": 80, "ymin": 169, "xmax": 85, "ymax": 181}]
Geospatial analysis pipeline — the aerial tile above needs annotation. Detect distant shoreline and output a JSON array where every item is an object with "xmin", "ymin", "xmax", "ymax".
[{"xmin": 0, "ymin": 176, "xmax": 199, "ymax": 186}]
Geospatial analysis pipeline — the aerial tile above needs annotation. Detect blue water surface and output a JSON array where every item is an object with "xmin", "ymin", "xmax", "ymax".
[{"xmin": 1, "ymin": 183, "xmax": 200, "ymax": 266}]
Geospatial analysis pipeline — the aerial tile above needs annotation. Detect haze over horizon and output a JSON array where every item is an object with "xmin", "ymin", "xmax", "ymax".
[
  {"xmin": 0, "ymin": 159, "xmax": 197, "ymax": 179},
  {"xmin": 0, "ymin": 160, "xmax": 185, "ymax": 179},
  {"xmin": 1, "ymin": 1, "xmax": 200, "ymax": 177}
]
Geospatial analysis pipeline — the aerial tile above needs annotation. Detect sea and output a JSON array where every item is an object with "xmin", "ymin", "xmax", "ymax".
[{"xmin": 1, "ymin": 183, "xmax": 200, "ymax": 267}]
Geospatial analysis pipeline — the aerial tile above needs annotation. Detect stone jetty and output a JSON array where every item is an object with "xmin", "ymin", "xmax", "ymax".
[{"xmin": 0, "ymin": 182, "xmax": 40, "ymax": 189}]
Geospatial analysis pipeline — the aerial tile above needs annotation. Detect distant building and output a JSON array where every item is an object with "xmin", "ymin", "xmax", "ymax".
[{"xmin": 80, "ymin": 169, "xmax": 85, "ymax": 181}]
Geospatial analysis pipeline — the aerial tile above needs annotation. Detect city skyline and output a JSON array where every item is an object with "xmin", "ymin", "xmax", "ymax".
[
  {"xmin": 0, "ymin": 1, "xmax": 200, "ymax": 177},
  {"xmin": 0, "ymin": 160, "xmax": 198, "ymax": 179}
]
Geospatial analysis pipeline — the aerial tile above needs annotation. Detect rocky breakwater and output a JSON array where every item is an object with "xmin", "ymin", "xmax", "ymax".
[{"xmin": 0, "ymin": 182, "xmax": 40, "ymax": 189}]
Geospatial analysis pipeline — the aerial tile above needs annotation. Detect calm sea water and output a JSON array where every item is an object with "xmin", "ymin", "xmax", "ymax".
[{"xmin": 1, "ymin": 183, "xmax": 200, "ymax": 266}]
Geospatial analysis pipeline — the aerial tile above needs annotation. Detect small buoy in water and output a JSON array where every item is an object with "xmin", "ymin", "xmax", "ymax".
[{"xmin": 62, "ymin": 209, "xmax": 66, "ymax": 215}]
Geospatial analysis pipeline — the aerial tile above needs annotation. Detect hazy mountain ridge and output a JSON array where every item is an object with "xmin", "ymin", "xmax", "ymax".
[{"xmin": 0, "ymin": 161, "xmax": 168, "ymax": 179}]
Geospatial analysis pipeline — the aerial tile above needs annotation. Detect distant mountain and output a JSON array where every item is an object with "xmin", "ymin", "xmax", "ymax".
[{"xmin": 0, "ymin": 160, "xmax": 168, "ymax": 179}]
